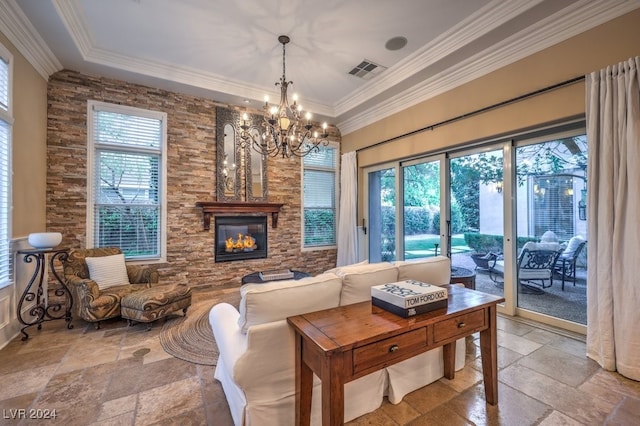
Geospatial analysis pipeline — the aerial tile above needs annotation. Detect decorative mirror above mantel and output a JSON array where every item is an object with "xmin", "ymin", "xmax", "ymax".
[{"xmin": 215, "ymin": 107, "xmax": 267, "ymax": 202}]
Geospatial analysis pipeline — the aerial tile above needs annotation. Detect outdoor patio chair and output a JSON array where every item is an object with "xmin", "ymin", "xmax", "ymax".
[
  {"xmin": 489, "ymin": 242, "xmax": 561, "ymax": 294},
  {"xmin": 554, "ymin": 237, "xmax": 587, "ymax": 290},
  {"xmin": 517, "ymin": 246, "xmax": 561, "ymax": 294}
]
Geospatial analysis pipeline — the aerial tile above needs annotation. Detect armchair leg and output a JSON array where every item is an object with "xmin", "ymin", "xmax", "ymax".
[{"xmin": 94, "ymin": 321, "xmax": 101, "ymax": 330}]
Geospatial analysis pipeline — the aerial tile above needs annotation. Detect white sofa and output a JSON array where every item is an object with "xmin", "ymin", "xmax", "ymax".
[{"xmin": 209, "ymin": 256, "xmax": 466, "ymax": 425}]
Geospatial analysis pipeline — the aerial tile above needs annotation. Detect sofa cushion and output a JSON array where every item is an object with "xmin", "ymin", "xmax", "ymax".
[
  {"xmin": 329, "ymin": 262, "xmax": 398, "ymax": 305},
  {"xmin": 394, "ymin": 256, "xmax": 451, "ymax": 285},
  {"xmin": 238, "ymin": 273, "xmax": 342, "ymax": 333},
  {"xmin": 85, "ymin": 253, "xmax": 131, "ymax": 290}
]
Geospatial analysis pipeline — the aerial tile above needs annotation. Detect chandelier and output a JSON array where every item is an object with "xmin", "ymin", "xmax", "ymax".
[{"xmin": 239, "ymin": 35, "xmax": 329, "ymax": 158}]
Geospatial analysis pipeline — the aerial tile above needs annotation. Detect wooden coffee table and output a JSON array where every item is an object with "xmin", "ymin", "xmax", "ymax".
[{"xmin": 287, "ymin": 285, "xmax": 504, "ymax": 425}]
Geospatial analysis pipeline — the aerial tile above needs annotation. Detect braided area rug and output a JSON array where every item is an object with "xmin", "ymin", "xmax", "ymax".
[{"xmin": 160, "ymin": 291, "xmax": 240, "ymax": 365}]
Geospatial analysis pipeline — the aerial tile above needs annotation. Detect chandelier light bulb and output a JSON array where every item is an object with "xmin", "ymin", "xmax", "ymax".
[
  {"xmin": 264, "ymin": 95, "xmax": 269, "ymax": 104},
  {"xmin": 292, "ymin": 93, "xmax": 298, "ymax": 102},
  {"xmin": 305, "ymin": 112, "xmax": 312, "ymax": 120}
]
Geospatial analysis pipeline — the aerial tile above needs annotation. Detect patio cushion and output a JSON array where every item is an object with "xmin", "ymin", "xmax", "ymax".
[{"xmin": 562, "ymin": 236, "xmax": 585, "ymax": 257}]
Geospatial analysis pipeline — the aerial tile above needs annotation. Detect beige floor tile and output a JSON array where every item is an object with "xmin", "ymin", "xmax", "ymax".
[
  {"xmin": 579, "ymin": 369, "xmax": 640, "ymax": 405},
  {"xmin": 518, "ymin": 345, "xmax": 600, "ymax": 387},
  {"xmin": 402, "ymin": 381, "xmax": 459, "ymax": 414},
  {"xmin": 135, "ymin": 377, "xmax": 203, "ymax": 425},
  {"xmin": 89, "ymin": 411, "xmax": 135, "ymax": 426},
  {"xmin": 497, "ymin": 329, "xmax": 543, "ymax": 355},
  {"xmin": 409, "ymin": 404, "xmax": 472, "ymax": 426},
  {"xmin": 346, "ymin": 407, "xmax": 396, "ymax": 425},
  {"xmin": 0, "ymin": 345, "xmax": 70, "ymax": 376},
  {"xmin": 33, "ymin": 369, "xmax": 105, "ymax": 424},
  {"xmin": 500, "ymin": 363, "xmax": 615, "ymax": 424},
  {"xmin": 539, "ymin": 410, "xmax": 585, "ymax": 425},
  {"xmin": 440, "ymin": 365, "xmax": 484, "ymax": 393},
  {"xmin": 96, "ymin": 394, "xmax": 137, "ymax": 421},
  {"xmin": 548, "ymin": 334, "xmax": 587, "ymax": 358},
  {"xmin": 497, "ymin": 316, "xmax": 537, "ymax": 336},
  {"xmin": 522, "ymin": 327, "xmax": 564, "ymax": 345},
  {"xmin": 0, "ymin": 365, "xmax": 58, "ymax": 401},
  {"xmin": 56, "ymin": 345, "xmax": 121, "ymax": 374},
  {"xmin": 378, "ymin": 398, "xmax": 421, "ymax": 424},
  {"xmin": 604, "ymin": 396, "xmax": 640, "ymax": 425},
  {"xmin": 104, "ymin": 357, "xmax": 196, "ymax": 401},
  {"xmin": 446, "ymin": 382, "xmax": 550, "ymax": 426}
]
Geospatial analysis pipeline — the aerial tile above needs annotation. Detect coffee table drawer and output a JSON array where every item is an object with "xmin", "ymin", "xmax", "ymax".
[
  {"xmin": 433, "ymin": 309, "xmax": 485, "ymax": 343},
  {"xmin": 353, "ymin": 328, "xmax": 427, "ymax": 374}
]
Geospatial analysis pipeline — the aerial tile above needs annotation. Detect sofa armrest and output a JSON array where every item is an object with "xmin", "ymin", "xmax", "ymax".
[
  {"xmin": 65, "ymin": 275, "xmax": 100, "ymax": 299},
  {"xmin": 210, "ymin": 303, "xmax": 247, "ymax": 375}
]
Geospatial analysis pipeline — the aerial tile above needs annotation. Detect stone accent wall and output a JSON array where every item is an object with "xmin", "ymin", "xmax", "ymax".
[{"xmin": 47, "ymin": 70, "xmax": 339, "ymax": 287}]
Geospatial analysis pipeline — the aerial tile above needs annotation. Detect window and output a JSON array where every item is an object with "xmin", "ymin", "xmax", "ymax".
[
  {"xmin": 0, "ymin": 44, "xmax": 12, "ymax": 289},
  {"xmin": 302, "ymin": 143, "xmax": 339, "ymax": 248},
  {"xmin": 87, "ymin": 101, "xmax": 167, "ymax": 261}
]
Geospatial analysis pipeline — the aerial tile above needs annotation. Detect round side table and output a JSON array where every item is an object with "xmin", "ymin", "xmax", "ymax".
[
  {"xmin": 450, "ymin": 266, "xmax": 476, "ymax": 290},
  {"xmin": 16, "ymin": 248, "xmax": 73, "ymax": 340}
]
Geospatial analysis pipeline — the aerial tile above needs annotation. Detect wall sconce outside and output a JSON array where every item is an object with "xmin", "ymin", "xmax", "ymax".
[
  {"xmin": 495, "ymin": 181, "xmax": 503, "ymax": 193},
  {"xmin": 578, "ymin": 188, "xmax": 587, "ymax": 220}
]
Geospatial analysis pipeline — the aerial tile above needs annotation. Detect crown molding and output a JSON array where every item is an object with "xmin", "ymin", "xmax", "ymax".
[
  {"xmin": 338, "ymin": 0, "xmax": 640, "ymax": 136},
  {"xmin": 52, "ymin": 0, "xmax": 94, "ymax": 55},
  {"xmin": 53, "ymin": 0, "xmax": 333, "ymax": 117},
  {"xmin": 334, "ymin": 0, "xmax": 545, "ymax": 116},
  {"xmin": 0, "ymin": 0, "xmax": 62, "ymax": 80}
]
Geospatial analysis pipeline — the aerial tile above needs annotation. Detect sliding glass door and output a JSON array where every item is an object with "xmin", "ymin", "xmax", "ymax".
[
  {"xmin": 449, "ymin": 147, "xmax": 505, "ymax": 298},
  {"xmin": 367, "ymin": 166, "xmax": 397, "ymax": 262},
  {"xmin": 514, "ymin": 132, "xmax": 588, "ymax": 326},
  {"xmin": 363, "ymin": 123, "xmax": 588, "ymax": 333},
  {"xmin": 402, "ymin": 157, "xmax": 443, "ymax": 260}
]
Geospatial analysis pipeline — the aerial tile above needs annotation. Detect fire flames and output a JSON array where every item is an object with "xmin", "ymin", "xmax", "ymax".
[{"xmin": 225, "ymin": 233, "xmax": 257, "ymax": 252}]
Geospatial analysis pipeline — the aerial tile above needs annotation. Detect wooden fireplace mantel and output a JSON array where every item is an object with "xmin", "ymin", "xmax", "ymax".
[{"xmin": 195, "ymin": 202, "xmax": 284, "ymax": 230}]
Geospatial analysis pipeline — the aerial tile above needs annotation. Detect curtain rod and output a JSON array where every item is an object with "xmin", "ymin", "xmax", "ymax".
[{"xmin": 355, "ymin": 75, "xmax": 586, "ymax": 153}]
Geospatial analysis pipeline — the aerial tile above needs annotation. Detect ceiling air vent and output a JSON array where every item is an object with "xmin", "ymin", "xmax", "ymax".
[{"xmin": 348, "ymin": 59, "xmax": 387, "ymax": 80}]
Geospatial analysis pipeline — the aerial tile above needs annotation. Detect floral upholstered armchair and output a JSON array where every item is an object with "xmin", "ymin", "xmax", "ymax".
[{"xmin": 62, "ymin": 247, "xmax": 159, "ymax": 329}]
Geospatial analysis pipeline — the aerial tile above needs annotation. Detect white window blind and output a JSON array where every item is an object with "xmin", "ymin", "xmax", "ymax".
[
  {"xmin": 0, "ymin": 56, "xmax": 8, "ymax": 112},
  {"xmin": 0, "ymin": 50, "xmax": 11, "ymax": 288},
  {"xmin": 88, "ymin": 102, "xmax": 166, "ymax": 260},
  {"xmin": 303, "ymin": 144, "xmax": 338, "ymax": 248}
]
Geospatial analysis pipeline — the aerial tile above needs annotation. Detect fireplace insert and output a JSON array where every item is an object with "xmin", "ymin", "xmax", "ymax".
[{"xmin": 215, "ymin": 216, "xmax": 267, "ymax": 262}]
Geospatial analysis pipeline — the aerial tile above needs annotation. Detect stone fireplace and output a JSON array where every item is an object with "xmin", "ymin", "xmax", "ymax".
[{"xmin": 215, "ymin": 216, "xmax": 267, "ymax": 262}]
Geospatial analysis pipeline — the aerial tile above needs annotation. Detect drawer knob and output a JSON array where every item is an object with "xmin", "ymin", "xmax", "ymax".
[
  {"xmin": 457, "ymin": 322, "xmax": 466, "ymax": 328},
  {"xmin": 389, "ymin": 344, "xmax": 399, "ymax": 353}
]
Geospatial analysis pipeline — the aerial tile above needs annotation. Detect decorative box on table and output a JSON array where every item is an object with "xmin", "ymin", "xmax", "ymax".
[{"xmin": 371, "ymin": 280, "xmax": 448, "ymax": 318}]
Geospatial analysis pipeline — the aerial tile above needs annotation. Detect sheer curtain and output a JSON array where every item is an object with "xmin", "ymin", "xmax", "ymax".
[
  {"xmin": 336, "ymin": 151, "xmax": 358, "ymax": 266},
  {"xmin": 586, "ymin": 56, "xmax": 640, "ymax": 381}
]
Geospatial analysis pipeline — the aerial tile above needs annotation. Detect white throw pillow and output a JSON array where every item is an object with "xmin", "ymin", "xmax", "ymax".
[{"xmin": 85, "ymin": 254, "xmax": 131, "ymax": 290}]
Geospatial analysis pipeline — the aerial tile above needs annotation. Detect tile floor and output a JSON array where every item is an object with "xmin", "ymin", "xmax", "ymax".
[{"xmin": 0, "ymin": 285, "xmax": 639, "ymax": 425}]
